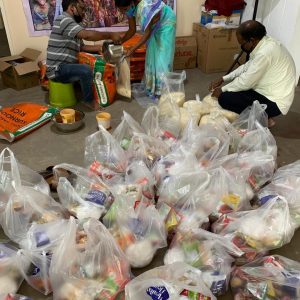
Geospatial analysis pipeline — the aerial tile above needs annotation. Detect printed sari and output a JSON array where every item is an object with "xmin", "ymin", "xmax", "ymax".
[{"xmin": 135, "ymin": 0, "xmax": 176, "ymax": 96}]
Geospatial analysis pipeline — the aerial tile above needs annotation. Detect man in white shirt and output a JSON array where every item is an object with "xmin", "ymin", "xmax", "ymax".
[{"xmin": 209, "ymin": 20, "xmax": 297, "ymax": 127}]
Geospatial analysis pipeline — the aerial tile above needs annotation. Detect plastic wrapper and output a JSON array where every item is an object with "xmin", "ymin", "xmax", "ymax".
[
  {"xmin": 213, "ymin": 197, "xmax": 295, "ymax": 263},
  {"xmin": 160, "ymin": 71, "xmax": 186, "ymax": 107},
  {"xmin": 0, "ymin": 295, "xmax": 32, "ymax": 300},
  {"xmin": 0, "ymin": 186, "xmax": 69, "ymax": 244},
  {"xmin": 0, "ymin": 148, "xmax": 49, "ymax": 212},
  {"xmin": 157, "ymin": 170, "xmax": 210, "ymax": 208},
  {"xmin": 237, "ymin": 125, "xmax": 277, "ymax": 159},
  {"xmin": 232, "ymin": 100, "xmax": 268, "ymax": 135},
  {"xmin": 231, "ymin": 255, "xmax": 300, "ymax": 300},
  {"xmin": 0, "ymin": 243, "xmax": 25, "ymax": 294},
  {"xmin": 84, "ymin": 126, "xmax": 127, "ymax": 184},
  {"xmin": 164, "ymin": 229, "xmax": 243, "ymax": 296},
  {"xmin": 50, "ymin": 217, "xmax": 131, "ymax": 300},
  {"xmin": 17, "ymin": 249, "xmax": 52, "ymax": 295},
  {"xmin": 127, "ymin": 133, "xmax": 170, "ymax": 169},
  {"xmin": 125, "ymin": 262, "xmax": 216, "ymax": 300},
  {"xmin": 113, "ymin": 111, "xmax": 144, "ymax": 150},
  {"xmin": 54, "ymin": 163, "xmax": 113, "ymax": 220},
  {"xmin": 103, "ymin": 201, "xmax": 166, "ymax": 268}
]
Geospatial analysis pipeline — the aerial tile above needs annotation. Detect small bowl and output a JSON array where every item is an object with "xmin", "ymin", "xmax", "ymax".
[{"xmin": 52, "ymin": 110, "xmax": 85, "ymax": 132}]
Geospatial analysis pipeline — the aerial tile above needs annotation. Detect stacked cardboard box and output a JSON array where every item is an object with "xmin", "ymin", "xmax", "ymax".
[
  {"xmin": 193, "ymin": 23, "xmax": 242, "ymax": 73},
  {"xmin": 173, "ymin": 36, "xmax": 197, "ymax": 70}
]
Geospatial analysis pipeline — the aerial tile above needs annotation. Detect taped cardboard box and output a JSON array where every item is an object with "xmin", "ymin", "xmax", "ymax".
[
  {"xmin": 193, "ymin": 23, "xmax": 241, "ymax": 73},
  {"xmin": 0, "ymin": 48, "xmax": 41, "ymax": 90},
  {"xmin": 174, "ymin": 36, "xmax": 197, "ymax": 70}
]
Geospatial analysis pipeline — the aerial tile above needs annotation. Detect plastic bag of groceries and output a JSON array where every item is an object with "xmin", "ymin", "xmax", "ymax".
[
  {"xmin": 16, "ymin": 249, "xmax": 52, "ymax": 295},
  {"xmin": 103, "ymin": 201, "xmax": 167, "ymax": 268},
  {"xmin": 127, "ymin": 133, "xmax": 170, "ymax": 168},
  {"xmin": 160, "ymin": 71, "xmax": 186, "ymax": 107},
  {"xmin": 231, "ymin": 255, "xmax": 300, "ymax": 300},
  {"xmin": 0, "ymin": 295, "xmax": 32, "ymax": 300},
  {"xmin": 257, "ymin": 160, "xmax": 300, "ymax": 226},
  {"xmin": 179, "ymin": 122, "xmax": 230, "ymax": 167},
  {"xmin": 212, "ymin": 196, "xmax": 295, "ymax": 263},
  {"xmin": 0, "ymin": 148, "xmax": 49, "ymax": 212},
  {"xmin": 50, "ymin": 217, "xmax": 131, "ymax": 300},
  {"xmin": 54, "ymin": 163, "xmax": 114, "ymax": 220},
  {"xmin": 125, "ymin": 262, "xmax": 216, "ymax": 300},
  {"xmin": 232, "ymin": 100, "xmax": 268, "ymax": 135},
  {"xmin": 113, "ymin": 111, "xmax": 144, "ymax": 151},
  {"xmin": 20, "ymin": 219, "xmax": 68, "ymax": 252},
  {"xmin": 125, "ymin": 160, "xmax": 156, "ymax": 203},
  {"xmin": 158, "ymin": 92, "xmax": 182, "ymax": 139},
  {"xmin": 0, "ymin": 243, "xmax": 25, "ymax": 294},
  {"xmin": 152, "ymin": 147, "xmax": 199, "ymax": 187},
  {"xmin": 157, "ymin": 170, "xmax": 211, "ymax": 208},
  {"xmin": 85, "ymin": 126, "xmax": 127, "ymax": 184},
  {"xmin": 237, "ymin": 123, "xmax": 277, "ymax": 159},
  {"xmin": 0, "ymin": 186, "xmax": 69, "ymax": 244},
  {"xmin": 164, "ymin": 229, "xmax": 243, "ymax": 296}
]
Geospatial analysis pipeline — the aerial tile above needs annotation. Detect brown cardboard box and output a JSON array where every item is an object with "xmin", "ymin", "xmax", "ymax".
[
  {"xmin": 193, "ymin": 23, "xmax": 242, "ymax": 73},
  {"xmin": 173, "ymin": 36, "xmax": 197, "ymax": 70},
  {"xmin": 0, "ymin": 48, "xmax": 41, "ymax": 90}
]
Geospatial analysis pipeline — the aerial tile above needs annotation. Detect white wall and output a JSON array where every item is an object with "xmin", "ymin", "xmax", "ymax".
[{"xmin": 0, "ymin": 0, "xmax": 203, "ymax": 60}]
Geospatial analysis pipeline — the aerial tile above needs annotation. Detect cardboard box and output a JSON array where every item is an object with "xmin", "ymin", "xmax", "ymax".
[
  {"xmin": 193, "ymin": 23, "xmax": 242, "ymax": 73},
  {"xmin": 174, "ymin": 36, "xmax": 197, "ymax": 70},
  {"xmin": 200, "ymin": 10, "xmax": 242, "ymax": 26},
  {"xmin": 0, "ymin": 48, "xmax": 41, "ymax": 90}
]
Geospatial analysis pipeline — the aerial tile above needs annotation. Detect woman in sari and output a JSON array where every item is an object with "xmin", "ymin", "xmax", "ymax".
[{"xmin": 115, "ymin": 0, "xmax": 176, "ymax": 97}]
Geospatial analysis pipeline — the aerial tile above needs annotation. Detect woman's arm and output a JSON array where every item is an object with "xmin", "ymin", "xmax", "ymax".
[
  {"xmin": 126, "ymin": 13, "xmax": 160, "ymax": 56},
  {"xmin": 121, "ymin": 17, "xmax": 136, "ymax": 43}
]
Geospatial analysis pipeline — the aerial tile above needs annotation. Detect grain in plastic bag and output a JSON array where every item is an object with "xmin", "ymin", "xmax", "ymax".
[
  {"xmin": 0, "ymin": 243, "xmax": 25, "ymax": 294},
  {"xmin": 164, "ymin": 229, "xmax": 243, "ymax": 296},
  {"xmin": 54, "ymin": 163, "xmax": 113, "ymax": 220},
  {"xmin": 231, "ymin": 255, "xmax": 300, "ymax": 300},
  {"xmin": 125, "ymin": 262, "xmax": 216, "ymax": 300},
  {"xmin": 112, "ymin": 111, "xmax": 144, "ymax": 151},
  {"xmin": 50, "ymin": 217, "xmax": 131, "ymax": 300},
  {"xmin": 103, "ymin": 201, "xmax": 167, "ymax": 268},
  {"xmin": 116, "ymin": 58, "xmax": 131, "ymax": 98},
  {"xmin": 85, "ymin": 126, "xmax": 127, "ymax": 184},
  {"xmin": 0, "ymin": 148, "xmax": 49, "ymax": 212},
  {"xmin": 0, "ymin": 186, "xmax": 69, "ymax": 245}
]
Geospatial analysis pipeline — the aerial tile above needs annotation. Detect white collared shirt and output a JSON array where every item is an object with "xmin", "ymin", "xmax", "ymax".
[{"xmin": 222, "ymin": 36, "xmax": 297, "ymax": 115}]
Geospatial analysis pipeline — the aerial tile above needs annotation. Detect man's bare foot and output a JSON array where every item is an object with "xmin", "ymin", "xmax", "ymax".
[{"xmin": 268, "ymin": 118, "xmax": 276, "ymax": 128}]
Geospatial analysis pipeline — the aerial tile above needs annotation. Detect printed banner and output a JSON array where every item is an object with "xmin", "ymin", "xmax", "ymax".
[{"xmin": 22, "ymin": 0, "xmax": 176, "ymax": 37}]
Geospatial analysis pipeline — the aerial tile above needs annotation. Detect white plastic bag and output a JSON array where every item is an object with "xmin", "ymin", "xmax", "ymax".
[
  {"xmin": 116, "ymin": 58, "xmax": 131, "ymax": 98},
  {"xmin": 125, "ymin": 262, "xmax": 216, "ymax": 300},
  {"xmin": 113, "ymin": 111, "xmax": 144, "ymax": 150},
  {"xmin": 85, "ymin": 126, "xmax": 127, "ymax": 183},
  {"xmin": 54, "ymin": 163, "xmax": 113, "ymax": 220},
  {"xmin": 0, "ymin": 148, "xmax": 49, "ymax": 212},
  {"xmin": 164, "ymin": 229, "xmax": 243, "ymax": 296},
  {"xmin": 0, "ymin": 243, "xmax": 24, "ymax": 294},
  {"xmin": 50, "ymin": 217, "xmax": 131, "ymax": 300},
  {"xmin": 103, "ymin": 202, "xmax": 167, "ymax": 268}
]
